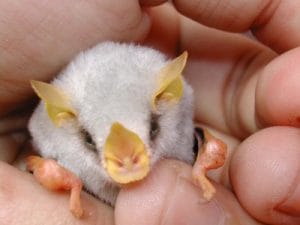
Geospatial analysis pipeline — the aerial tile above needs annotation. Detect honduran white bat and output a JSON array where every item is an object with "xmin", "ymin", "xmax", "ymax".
[{"xmin": 26, "ymin": 42, "xmax": 226, "ymax": 218}]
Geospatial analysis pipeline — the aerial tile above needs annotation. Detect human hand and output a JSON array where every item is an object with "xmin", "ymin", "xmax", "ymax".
[
  {"xmin": 1, "ymin": 0, "xmax": 300, "ymax": 225},
  {"xmin": 0, "ymin": 0, "xmax": 152, "ymax": 224},
  {"xmin": 116, "ymin": 1, "xmax": 300, "ymax": 225}
]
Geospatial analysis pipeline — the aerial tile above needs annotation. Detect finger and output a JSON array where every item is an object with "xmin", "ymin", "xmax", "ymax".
[
  {"xmin": 256, "ymin": 47, "xmax": 300, "ymax": 127},
  {"xmin": 143, "ymin": 3, "xmax": 180, "ymax": 56},
  {"xmin": 173, "ymin": 0, "xmax": 300, "ymax": 52},
  {"xmin": 180, "ymin": 16, "xmax": 276, "ymax": 137},
  {"xmin": 0, "ymin": 162, "xmax": 114, "ymax": 225},
  {"xmin": 115, "ymin": 159, "xmax": 261, "ymax": 225},
  {"xmin": 231, "ymin": 126, "xmax": 300, "ymax": 225},
  {"xmin": 0, "ymin": 109, "xmax": 31, "ymax": 163},
  {"xmin": 195, "ymin": 123, "xmax": 240, "ymax": 189},
  {"xmin": 0, "ymin": 0, "xmax": 151, "ymax": 116},
  {"xmin": 0, "ymin": 109, "xmax": 30, "ymax": 134},
  {"xmin": 0, "ymin": 132, "xmax": 28, "ymax": 163}
]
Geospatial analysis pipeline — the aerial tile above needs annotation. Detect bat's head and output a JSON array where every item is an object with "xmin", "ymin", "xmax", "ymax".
[{"xmin": 29, "ymin": 42, "xmax": 194, "ymax": 203}]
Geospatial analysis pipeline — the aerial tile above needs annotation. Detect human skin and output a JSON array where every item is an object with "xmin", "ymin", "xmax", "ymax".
[{"xmin": 1, "ymin": 0, "xmax": 300, "ymax": 224}]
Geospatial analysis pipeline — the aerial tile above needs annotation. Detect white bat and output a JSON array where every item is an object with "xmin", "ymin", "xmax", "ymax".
[{"xmin": 26, "ymin": 42, "xmax": 226, "ymax": 218}]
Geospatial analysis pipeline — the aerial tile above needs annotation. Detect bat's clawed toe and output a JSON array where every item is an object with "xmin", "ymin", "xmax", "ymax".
[
  {"xmin": 70, "ymin": 197, "xmax": 84, "ymax": 218},
  {"xmin": 70, "ymin": 181, "xmax": 84, "ymax": 218},
  {"xmin": 26, "ymin": 155, "xmax": 43, "ymax": 171},
  {"xmin": 192, "ymin": 170, "xmax": 216, "ymax": 200},
  {"xmin": 26, "ymin": 155, "xmax": 84, "ymax": 218},
  {"xmin": 192, "ymin": 128, "xmax": 227, "ymax": 200}
]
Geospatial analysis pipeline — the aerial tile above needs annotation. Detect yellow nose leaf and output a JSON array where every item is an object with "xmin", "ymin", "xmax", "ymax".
[
  {"xmin": 152, "ymin": 51, "xmax": 188, "ymax": 111},
  {"xmin": 103, "ymin": 122, "xmax": 150, "ymax": 184}
]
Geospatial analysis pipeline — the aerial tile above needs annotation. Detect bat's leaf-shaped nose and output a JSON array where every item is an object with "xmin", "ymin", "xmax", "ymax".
[{"xmin": 103, "ymin": 122, "xmax": 150, "ymax": 184}]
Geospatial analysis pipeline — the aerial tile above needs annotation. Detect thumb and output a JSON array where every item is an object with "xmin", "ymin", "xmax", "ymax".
[{"xmin": 115, "ymin": 159, "xmax": 260, "ymax": 225}]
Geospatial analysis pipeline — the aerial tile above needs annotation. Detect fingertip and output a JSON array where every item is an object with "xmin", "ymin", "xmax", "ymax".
[
  {"xmin": 142, "ymin": 3, "xmax": 179, "ymax": 56},
  {"xmin": 231, "ymin": 126, "xmax": 300, "ymax": 224},
  {"xmin": 256, "ymin": 47, "xmax": 300, "ymax": 127}
]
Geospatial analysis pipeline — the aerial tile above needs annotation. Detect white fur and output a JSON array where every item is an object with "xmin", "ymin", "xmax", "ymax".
[{"xmin": 29, "ymin": 42, "xmax": 194, "ymax": 205}]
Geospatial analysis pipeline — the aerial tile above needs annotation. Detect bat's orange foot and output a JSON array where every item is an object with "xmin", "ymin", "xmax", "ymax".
[
  {"xmin": 192, "ymin": 128, "xmax": 227, "ymax": 200},
  {"xmin": 26, "ymin": 155, "xmax": 83, "ymax": 218}
]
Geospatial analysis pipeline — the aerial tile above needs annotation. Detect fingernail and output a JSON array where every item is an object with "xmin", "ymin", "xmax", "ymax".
[
  {"xmin": 277, "ymin": 180, "xmax": 300, "ymax": 216},
  {"xmin": 162, "ymin": 177, "xmax": 225, "ymax": 225}
]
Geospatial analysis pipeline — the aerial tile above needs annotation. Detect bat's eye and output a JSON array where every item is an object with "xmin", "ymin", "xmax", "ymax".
[
  {"xmin": 81, "ymin": 129, "xmax": 97, "ymax": 151},
  {"xmin": 150, "ymin": 114, "xmax": 160, "ymax": 141}
]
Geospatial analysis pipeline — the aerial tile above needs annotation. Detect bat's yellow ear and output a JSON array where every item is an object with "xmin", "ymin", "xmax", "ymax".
[
  {"xmin": 151, "ymin": 51, "xmax": 188, "ymax": 111},
  {"xmin": 31, "ymin": 80, "xmax": 77, "ymax": 127}
]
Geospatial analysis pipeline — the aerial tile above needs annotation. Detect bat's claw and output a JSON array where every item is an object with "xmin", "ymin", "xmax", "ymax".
[
  {"xmin": 26, "ymin": 155, "xmax": 84, "ymax": 218},
  {"xmin": 193, "ymin": 170, "xmax": 216, "ymax": 200},
  {"xmin": 70, "ymin": 201, "xmax": 84, "ymax": 218},
  {"xmin": 26, "ymin": 155, "xmax": 43, "ymax": 171},
  {"xmin": 192, "ymin": 128, "xmax": 227, "ymax": 200}
]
